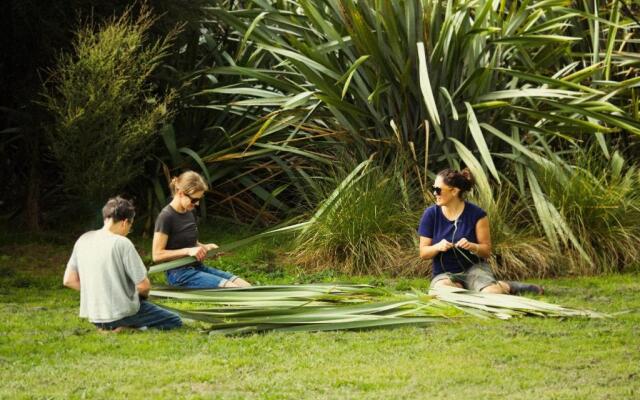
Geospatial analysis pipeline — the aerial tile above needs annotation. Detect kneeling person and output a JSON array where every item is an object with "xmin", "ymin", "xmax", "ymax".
[{"xmin": 63, "ymin": 197, "xmax": 182, "ymax": 331}]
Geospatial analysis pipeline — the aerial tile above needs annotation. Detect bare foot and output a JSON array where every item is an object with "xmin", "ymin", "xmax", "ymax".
[
  {"xmin": 97, "ymin": 326, "xmax": 124, "ymax": 334},
  {"xmin": 232, "ymin": 277, "xmax": 252, "ymax": 288}
]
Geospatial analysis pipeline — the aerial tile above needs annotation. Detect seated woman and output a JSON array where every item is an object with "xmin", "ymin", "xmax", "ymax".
[
  {"xmin": 418, "ymin": 168, "xmax": 543, "ymax": 295},
  {"xmin": 152, "ymin": 170, "xmax": 251, "ymax": 288}
]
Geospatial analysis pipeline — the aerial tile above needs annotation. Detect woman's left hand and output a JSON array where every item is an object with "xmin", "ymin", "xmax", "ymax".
[
  {"xmin": 204, "ymin": 243, "xmax": 219, "ymax": 252},
  {"xmin": 455, "ymin": 238, "xmax": 477, "ymax": 253}
]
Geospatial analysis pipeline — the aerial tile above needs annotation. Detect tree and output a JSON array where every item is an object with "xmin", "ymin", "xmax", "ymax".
[{"xmin": 42, "ymin": 6, "xmax": 177, "ymax": 212}]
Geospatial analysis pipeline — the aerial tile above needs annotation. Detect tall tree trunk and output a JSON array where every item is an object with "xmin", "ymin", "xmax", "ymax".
[{"xmin": 25, "ymin": 128, "xmax": 40, "ymax": 231}]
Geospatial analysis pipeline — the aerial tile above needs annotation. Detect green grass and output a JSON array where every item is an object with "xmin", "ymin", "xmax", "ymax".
[{"xmin": 1, "ymin": 233, "xmax": 639, "ymax": 399}]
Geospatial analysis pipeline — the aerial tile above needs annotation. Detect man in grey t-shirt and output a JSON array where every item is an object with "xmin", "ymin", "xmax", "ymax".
[{"xmin": 63, "ymin": 197, "xmax": 181, "ymax": 331}]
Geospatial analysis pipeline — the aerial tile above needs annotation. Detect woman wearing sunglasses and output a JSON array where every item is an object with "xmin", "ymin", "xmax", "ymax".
[
  {"xmin": 418, "ymin": 168, "xmax": 542, "ymax": 295},
  {"xmin": 152, "ymin": 171, "xmax": 251, "ymax": 288}
]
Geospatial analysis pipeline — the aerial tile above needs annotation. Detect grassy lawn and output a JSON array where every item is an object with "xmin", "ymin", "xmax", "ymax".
[{"xmin": 0, "ymin": 230, "xmax": 638, "ymax": 399}]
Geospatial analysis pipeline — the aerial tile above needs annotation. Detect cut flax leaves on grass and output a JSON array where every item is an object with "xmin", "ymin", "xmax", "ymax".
[
  {"xmin": 146, "ymin": 221, "xmax": 607, "ymax": 335},
  {"xmin": 148, "ymin": 284, "xmax": 607, "ymax": 335}
]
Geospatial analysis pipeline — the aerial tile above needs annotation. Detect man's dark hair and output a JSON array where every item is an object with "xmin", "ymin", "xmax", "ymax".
[{"xmin": 102, "ymin": 196, "xmax": 135, "ymax": 222}]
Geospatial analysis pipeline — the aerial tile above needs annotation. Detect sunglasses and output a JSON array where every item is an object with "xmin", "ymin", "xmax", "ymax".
[
  {"xmin": 184, "ymin": 192, "xmax": 204, "ymax": 205},
  {"xmin": 432, "ymin": 186, "xmax": 443, "ymax": 195}
]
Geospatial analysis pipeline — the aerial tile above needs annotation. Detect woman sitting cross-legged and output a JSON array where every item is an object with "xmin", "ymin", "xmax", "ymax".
[
  {"xmin": 418, "ymin": 168, "xmax": 543, "ymax": 295},
  {"xmin": 152, "ymin": 170, "xmax": 251, "ymax": 289}
]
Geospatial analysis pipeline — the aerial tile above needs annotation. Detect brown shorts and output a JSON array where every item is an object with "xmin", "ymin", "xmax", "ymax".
[{"xmin": 430, "ymin": 263, "xmax": 497, "ymax": 292}]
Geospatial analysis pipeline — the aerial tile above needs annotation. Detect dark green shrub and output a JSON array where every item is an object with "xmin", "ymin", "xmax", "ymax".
[{"xmin": 42, "ymin": 6, "xmax": 177, "ymax": 207}]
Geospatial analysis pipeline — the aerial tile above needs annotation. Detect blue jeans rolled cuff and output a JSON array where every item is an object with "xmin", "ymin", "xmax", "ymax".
[{"xmin": 166, "ymin": 263, "xmax": 236, "ymax": 288}]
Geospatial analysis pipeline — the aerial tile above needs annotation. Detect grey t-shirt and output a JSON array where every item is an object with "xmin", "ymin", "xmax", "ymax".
[
  {"xmin": 154, "ymin": 205, "xmax": 199, "ymax": 250},
  {"xmin": 65, "ymin": 229, "xmax": 147, "ymax": 323}
]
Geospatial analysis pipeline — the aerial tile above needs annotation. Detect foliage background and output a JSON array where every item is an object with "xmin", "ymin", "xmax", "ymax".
[{"xmin": 2, "ymin": 0, "xmax": 640, "ymax": 278}]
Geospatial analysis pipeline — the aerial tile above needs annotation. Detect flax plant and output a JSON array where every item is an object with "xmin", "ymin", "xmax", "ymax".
[
  {"xmin": 536, "ymin": 149, "xmax": 640, "ymax": 274},
  {"xmin": 479, "ymin": 185, "xmax": 555, "ymax": 280},
  {"xmin": 177, "ymin": 0, "xmax": 640, "ymax": 275},
  {"xmin": 148, "ymin": 284, "xmax": 606, "ymax": 335}
]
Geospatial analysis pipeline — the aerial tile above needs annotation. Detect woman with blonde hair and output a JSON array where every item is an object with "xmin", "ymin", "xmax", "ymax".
[{"xmin": 152, "ymin": 171, "xmax": 251, "ymax": 288}]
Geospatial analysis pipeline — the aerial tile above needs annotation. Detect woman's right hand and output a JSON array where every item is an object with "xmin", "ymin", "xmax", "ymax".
[
  {"xmin": 436, "ymin": 239, "xmax": 454, "ymax": 253},
  {"xmin": 188, "ymin": 246, "xmax": 208, "ymax": 261}
]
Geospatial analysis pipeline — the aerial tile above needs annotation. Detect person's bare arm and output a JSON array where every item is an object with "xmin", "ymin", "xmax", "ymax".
[
  {"xmin": 419, "ymin": 236, "xmax": 454, "ymax": 260},
  {"xmin": 136, "ymin": 277, "xmax": 151, "ymax": 299},
  {"xmin": 63, "ymin": 269, "xmax": 81, "ymax": 291},
  {"xmin": 455, "ymin": 216, "xmax": 492, "ymax": 258},
  {"xmin": 152, "ymin": 232, "xmax": 206, "ymax": 263}
]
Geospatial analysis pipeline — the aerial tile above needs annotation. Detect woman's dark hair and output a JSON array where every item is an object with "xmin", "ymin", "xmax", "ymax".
[
  {"xmin": 102, "ymin": 196, "xmax": 135, "ymax": 222},
  {"xmin": 437, "ymin": 168, "xmax": 475, "ymax": 197}
]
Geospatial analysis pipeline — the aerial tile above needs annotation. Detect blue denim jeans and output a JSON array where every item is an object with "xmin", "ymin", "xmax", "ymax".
[
  {"xmin": 166, "ymin": 263, "xmax": 237, "ymax": 288},
  {"xmin": 93, "ymin": 300, "xmax": 182, "ymax": 331}
]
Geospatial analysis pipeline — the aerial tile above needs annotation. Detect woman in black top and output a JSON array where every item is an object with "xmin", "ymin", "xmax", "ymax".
[{"xmin": 152, "ymin": 171, "xmax": 251, "ymax": 288}]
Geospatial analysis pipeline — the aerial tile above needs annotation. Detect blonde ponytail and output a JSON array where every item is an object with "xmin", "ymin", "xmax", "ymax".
[{"xmin": 170, "ymin": 171, "xmax": 208, "ymax": 195}]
